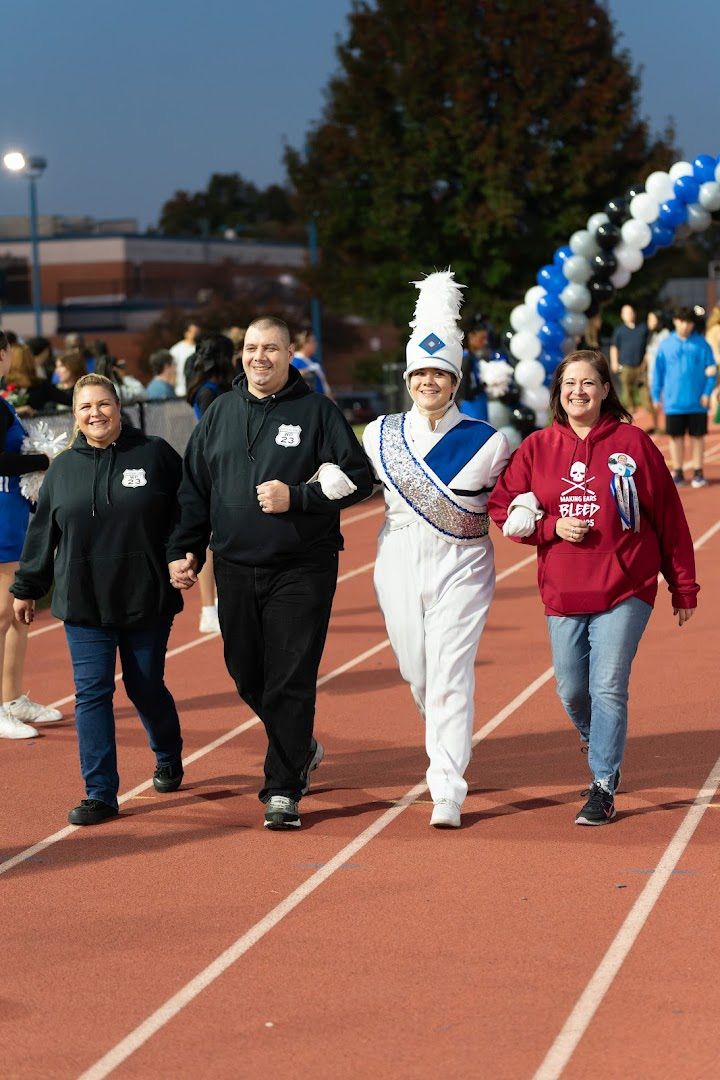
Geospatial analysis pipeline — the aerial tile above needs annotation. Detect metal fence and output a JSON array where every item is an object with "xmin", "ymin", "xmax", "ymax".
[{"xmin": 25, "ymin": 399, "xmax": 197, "ymax": 456}]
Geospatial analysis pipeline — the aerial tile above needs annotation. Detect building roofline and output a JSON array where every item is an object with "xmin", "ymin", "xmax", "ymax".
[{"xmin": 0, "ymin": 232, "xmax": 306, "ymax": 248}]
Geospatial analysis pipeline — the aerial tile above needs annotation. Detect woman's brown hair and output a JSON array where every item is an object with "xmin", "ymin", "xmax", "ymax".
[
  {"xmin": 56, "ymin": 350, "xmax": 88, "ymax": 386},
  {"xmin": 549, "ymin": 349, "xmax": 632, "ymax": 425}
]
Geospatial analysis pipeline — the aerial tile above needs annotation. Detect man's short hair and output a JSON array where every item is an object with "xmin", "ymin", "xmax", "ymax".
[
  {"xmin": 149, "ymin": 349, "xmax": 174, "ymax": 376},
  {"xmin": 247, "ymin": 316, "xmax": 291, "ymax": 348},
  {"xmin": 674, "ymin": 306, "xmax": 696, "ymax": 324}
]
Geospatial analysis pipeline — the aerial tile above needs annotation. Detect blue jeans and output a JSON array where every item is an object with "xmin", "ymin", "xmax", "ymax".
[
  {"xmin": 547, "ymin": 597, "xmax": 652, "ymax": 792},
  {"xmin": 64, "ymin": 618, "xmax": 182, "ymax": 809}
]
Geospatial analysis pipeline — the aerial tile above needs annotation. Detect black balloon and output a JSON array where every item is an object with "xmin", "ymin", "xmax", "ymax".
[
  {"xmin": 501, "ymin": 385, "xmax": 521, "ymax": 406},
  {"xmin": 604, "ymin": 197, "xmax": 628, "ymax": 226},
  {"xmin": 591, "ymin": 251, "xmax": 618, "ymax": 279},
  {"xmin": 511, "ymin": 404, "xmax": 537, "ymax": 437},
  {"xmin": 585, "ymin": 300, "xmax": 600, "ymax": 318},
  {"xmin": 588, "ymin": 278, "xmax": 615, "ymax": 303},
  {"xmin": 595, "ymin": 222, "xmax": 621, "ymax": 250},
  {"xmin": 625, "ymin": 183, "xmax": 645, "ymax": 201}
]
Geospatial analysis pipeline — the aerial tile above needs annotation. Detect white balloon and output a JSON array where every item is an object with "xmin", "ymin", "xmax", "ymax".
[
  {"xmin": 610, "ymin": 267, "xmax": 631, "ymax": 289},
  {"xmin": 487, "ymin": 400, "xmax": 512, "ymax": 429},
  {"xmin": 561, "ymin": 311, "xmax": 588, "ymax": 336},
  {"xmin": 629, "ymin": 192, "xmax": 659, "ymax": 224},
  {"xmin": 614, "ymin": 243, "xmax": 644, "ymax": 273},
  {"xmin": 587, "ymin": 212, "xmax": 609, "ymax": 234},
  {"xmin": 560, "ymin": 282, "xmax": 591, "ymax": 312},
  {"xmin": 524, "ymin": 285, "xmax": 546, "ymax": 309},
  {"xmin": 621, "ymin": 218, "xmax": 652, "ymax": 249},
  {"xmin": 569, "ymin": 229, "xmax": 600, "ymax": 259},
  {"xmin": 669, "ymin": 160, "xmax": 693, "ymax": 181},
  {"xmin": 645, "ymin": 171, "xmax": 675, "ymax": 203},
  {"xmin": 514, "ymin": 358, "xmax": 545, "ymax": 389},
  {"xmin": 699, "ymin": 181, "xmax": 720, "ymax": 212},
  {"xmin": 562, "ymin": 254, "xmax": 593, "ymax": 284},
  {"xmin": 521, "ymin": 384, "xmax": 551, "ymax": 411},
  {"xmin": 686, "ymin": 202, "xmax": 712, "ymax": 232},
  {"xmin": 510, "ymin": 304, "xmax": 533, "ymax": 332},
  {"xmin": 561, "ymin": 336, "xmax": 576, "ymax": 355},
  {"xmin": 498, "ymin": 424, "xmax": 523, "ymax": 451},
  {"xmin": 509, "ymin": 331, "xmax": 542, "ymax": 362}
]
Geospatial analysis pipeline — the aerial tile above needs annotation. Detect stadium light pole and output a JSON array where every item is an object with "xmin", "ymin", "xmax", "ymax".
[{"xmin": 3, "ymin": 150, "xmax": 48, "ymax": 335}]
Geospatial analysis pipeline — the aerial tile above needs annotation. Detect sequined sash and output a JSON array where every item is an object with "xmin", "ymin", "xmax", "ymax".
[{"xmin": 378, "ymin": 413, "xmax": 490, "ymax": 544}]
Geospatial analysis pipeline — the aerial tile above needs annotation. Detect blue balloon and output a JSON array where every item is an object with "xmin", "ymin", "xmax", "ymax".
[
  {"xmin": 539, "ymin": 321, "xmax": 565, "ymax": 349},
  {"xmin": 553, "ymin": 245, "xmax": 573, "ymax": 267},
  {"xmin": 491, "ymin": 351, "xmax": 509, "ymax": 362},
  {"xmin": 641, "ymin": 240, "xmax": 657, "ymax": 259},
  {"xmin": 651, "ymin": 220, "xmax": 674, "ymax": 247},
  {"xmin": 693, "ymin": 155, "xmax": 716, "ymax": 183},
  {"xmin": 540, "ymin": 349, "xmax": 562, "ymax": 367},
  {"xmin": 537, "ymin": 293, "xmax": 565, "ymax": 321},
  {"xmin": 674, "ymin": 175, "xmax": 700, "ymax": 204},
  {"xmin": 536, "ymin": 264, "xmax": 566, "ymax": 294},
  {"xmin": 658, "ymin": 198, "xmax": 688, "ymax": 228}
]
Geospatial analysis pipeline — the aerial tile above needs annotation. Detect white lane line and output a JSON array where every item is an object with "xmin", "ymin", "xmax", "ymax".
[
  {"xmin": 533, "ymin": 754, "xmax": 720, "ymax": 1080},
  {"xmin": 531, "ymin": 517, "xmax": 720, "ymax": 1080},
  {"xmin": 27, "ymin": 505, "xmax": 385, "ymax": 640},
  {"xmin": 0, "ymin": 551, "xmax": 537, "ymax": 880},
  {"xmin": 77, "ymin": 666, "xmax": 555, "ymax": 1080}
]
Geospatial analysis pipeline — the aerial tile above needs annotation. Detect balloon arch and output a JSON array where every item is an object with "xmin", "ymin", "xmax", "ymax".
[{"xmin": 490, "ymin": 153, "xmax": 720, "ymax": 446}]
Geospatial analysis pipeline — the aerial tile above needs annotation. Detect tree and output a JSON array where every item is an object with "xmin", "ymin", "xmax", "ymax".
[
  {"xmin": 284, "ymin": 0, "xmax": 676, "ymax": 325},
  {"xmin": 158, "ymin": 173, "xmax": 298, "ymax": 237}
]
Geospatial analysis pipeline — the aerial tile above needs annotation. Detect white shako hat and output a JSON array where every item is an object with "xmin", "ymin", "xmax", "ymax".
[{"xmin": 404, "ymin": 269, "xmax": 466, "ymax": 382}]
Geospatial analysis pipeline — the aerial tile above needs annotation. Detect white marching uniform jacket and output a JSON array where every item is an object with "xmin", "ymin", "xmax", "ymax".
[{"xmin": 363, "ymin": 405, "xmax": 510, "ymax": 806}]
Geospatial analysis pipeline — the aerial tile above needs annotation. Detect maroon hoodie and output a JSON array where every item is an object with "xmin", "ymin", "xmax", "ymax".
[{"xmin": 488, "ymin": 415, "xmax": 699, "ymax": 616}]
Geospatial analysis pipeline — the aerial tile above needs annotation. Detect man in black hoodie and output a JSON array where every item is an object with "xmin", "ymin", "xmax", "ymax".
[{"xmin": 168, "ymin": 316, "xmax": 373, "ymax": 829}]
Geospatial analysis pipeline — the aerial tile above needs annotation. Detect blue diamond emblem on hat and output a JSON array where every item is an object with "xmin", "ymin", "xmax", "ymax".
[{"xmin": 419, "ymin": 332, "xmax": 446, "ymax": 355}]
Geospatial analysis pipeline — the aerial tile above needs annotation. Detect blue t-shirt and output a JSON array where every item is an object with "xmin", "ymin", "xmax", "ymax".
[
  {"xmin": 611, "ymin": 324, "xmax": 648, "ymax": 368},
  {"xmin": 146, "ymin": 378, "xmax": 176, "ymax": 401},
  {"xmin": 652, "ymin": 331, "xmax": 717, "ymax": 415}
]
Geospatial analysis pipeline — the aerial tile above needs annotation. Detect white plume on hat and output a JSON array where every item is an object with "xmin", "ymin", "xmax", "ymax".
[{"xmin": 405, "ymin": 269, "xmax": 466, "ymax": 381}]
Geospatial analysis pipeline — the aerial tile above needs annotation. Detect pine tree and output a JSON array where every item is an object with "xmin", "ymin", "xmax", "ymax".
[{"xmin": 285, "ymin": 0, "xmax": 675, "ymax": 323}]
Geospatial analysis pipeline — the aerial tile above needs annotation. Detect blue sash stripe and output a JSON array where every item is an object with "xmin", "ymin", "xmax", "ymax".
[{"xmin": 423, "ymin": 419, "xmax": 496, "ymax": 486}]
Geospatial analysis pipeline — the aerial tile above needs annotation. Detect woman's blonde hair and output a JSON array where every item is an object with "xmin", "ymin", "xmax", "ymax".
[
  {"xmin": 6, "ymin": 343, "xmax": 39, "ymax": 389},
  {"xmin": 70, "ymin": 374, "xmax": 120, "ymax": 445},
  {"xmin": 705, "ymin": 306, "xmax": 720, "ymax": 332}
]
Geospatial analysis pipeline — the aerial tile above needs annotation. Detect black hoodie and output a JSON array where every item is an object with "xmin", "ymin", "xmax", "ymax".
[
  {"xmin": 11, "ymin": 425, "xmax": 184, "ymax": 626},
  {"xmin": 167, "ymin": 366, "xmax": 374, "ymax": 568}
]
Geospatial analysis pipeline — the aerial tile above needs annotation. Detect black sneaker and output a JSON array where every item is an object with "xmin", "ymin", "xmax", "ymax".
[
  {"xmin": 264, "ymin": 796, "xmax": 301, "ymax": 830},
  {"xmin": 68, "ymin": 799, "xmax": 119, "ymax": 826},
  {"xmin": 153, "ymin": 761, "xmax": 184, "ymax": 793},
  {"xmin": 301, "ymin": 738, "xmax": 324, "ymax": 796},
  {"xmin": 673, "ymin": 471, "xmax": 687, "ymax": 487},
  {"xmin": 575, "ymin": 782, "xmax": 616, "ymax": 826}
]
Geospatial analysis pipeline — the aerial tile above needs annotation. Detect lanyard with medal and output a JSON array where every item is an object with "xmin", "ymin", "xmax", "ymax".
[{"xmin": 608, "ymin": 453, "xmax": 640, "ymax": 532}]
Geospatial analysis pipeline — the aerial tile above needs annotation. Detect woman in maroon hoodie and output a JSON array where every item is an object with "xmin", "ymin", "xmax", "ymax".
[{"xmin": 488, "ymin": 350, "xmax": 698, "ymax": 826}]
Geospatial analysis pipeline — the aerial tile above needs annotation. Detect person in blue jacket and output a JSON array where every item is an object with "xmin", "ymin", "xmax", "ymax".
[{"xmin": 652, "ymin": 307, "xmax": 717, "ymax": 488}]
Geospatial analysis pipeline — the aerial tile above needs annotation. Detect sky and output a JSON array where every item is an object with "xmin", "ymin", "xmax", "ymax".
[{"xmin": 1, "ymin": 0, "xmax": 718, "ymax": 230}]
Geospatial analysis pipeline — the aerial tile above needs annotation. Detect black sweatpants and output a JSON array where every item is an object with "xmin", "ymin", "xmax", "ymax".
[{"xmin": 214, "ymin": 554, "xmax": 338, "ymax": 802}]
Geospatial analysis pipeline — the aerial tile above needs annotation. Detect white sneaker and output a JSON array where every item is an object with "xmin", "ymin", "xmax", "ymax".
[
  {"xmin": 0, "ymin": 706, "xmax": 39, "ymax": 739},
  {"xmin": 198, "ymin": 606, "xmax": 220, "ymax": 633},
  {"xmin": 430, "ymin": 799, "xmax": 461, "ymax": 829},
  {"xmin": 4, "ymin": 693, "xmax": 63, "ymax": 724}
]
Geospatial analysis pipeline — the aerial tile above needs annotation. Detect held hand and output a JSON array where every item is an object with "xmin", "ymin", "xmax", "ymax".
[
  {"xmin": 555, "ymin": 517, "xmax": 591, "ymax": 544},
  {"xmin": 700, "ymin": 395, "xmax": 709, "ymax": 410},
  {"xmin": 317, "ymin": 463, "xmax": 357, "ymax": 500},
  {"xmin": 673, "ymin": 607, "xmax": 695, "ymax": 627},
  {"xmin": 168, "ymin": 553, "xmax": 199, "ymax": 590},
  {"xmin": 256, "ymin": 480, "xmax": 290, "ymax": 514},
  {"xmin": 13, "ymin": 598, "xmax": 35, "ymax": 625},
  {"xmin": 503, "ymin": 506, "xmax": 537, "ymax": 538}
]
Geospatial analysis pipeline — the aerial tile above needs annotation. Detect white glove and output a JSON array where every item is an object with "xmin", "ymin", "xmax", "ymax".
[
  {"xmin": 315, "ymin": 463, "xmax": 357, "ymax": 500},
  {"xmin": 502, "ymin": 492, "xmax": 543, "ymax": 538}
]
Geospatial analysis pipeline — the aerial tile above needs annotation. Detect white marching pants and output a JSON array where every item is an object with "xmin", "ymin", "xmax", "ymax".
[{"xmin": 374, "ymin": 522, "xmax": 496, "ymax": 806}]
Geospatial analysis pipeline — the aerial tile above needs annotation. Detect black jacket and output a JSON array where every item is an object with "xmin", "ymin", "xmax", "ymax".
[
  {"xmin": 11, "ymin": 425, "xmax": 183, "ymax": 627},
  {"xmin": 167, "ymin": 366, "xmax": 374, "ymax": 567}
]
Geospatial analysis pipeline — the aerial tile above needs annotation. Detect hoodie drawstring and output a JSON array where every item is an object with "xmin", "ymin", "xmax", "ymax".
[
  {"xmin": 90, "ymin": 443, "xmax": 116, "ymax": 517},
  {"xmin": 246, "ymin": 397, "xmax": 275, "ymax": 461}
]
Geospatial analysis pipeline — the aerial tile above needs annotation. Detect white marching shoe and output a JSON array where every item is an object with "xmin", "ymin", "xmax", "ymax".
[
  {"xmin": 430, "ymin": 799, "xmax": 461, "ymax": 829},
  {"xmin": 198, "ymin": 605, "xmax": 220, "ymax": 634},
  {"xmin": 0, "ymin": 706, "xmax": 39, "ymax": 739},
  {"xmin": 4, "ymin": 693, "xmax": 63, "ymax": 725}
]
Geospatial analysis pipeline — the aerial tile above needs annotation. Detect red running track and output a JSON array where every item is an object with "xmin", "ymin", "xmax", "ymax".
[{"xmin": 1, "ymin": 431, "xmax": 719, "ymax": 1080}]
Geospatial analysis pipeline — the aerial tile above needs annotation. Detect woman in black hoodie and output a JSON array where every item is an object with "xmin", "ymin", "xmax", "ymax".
[{"xmin": 11, "ymin": 374, "xmax": 185, "ymax": 825}]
